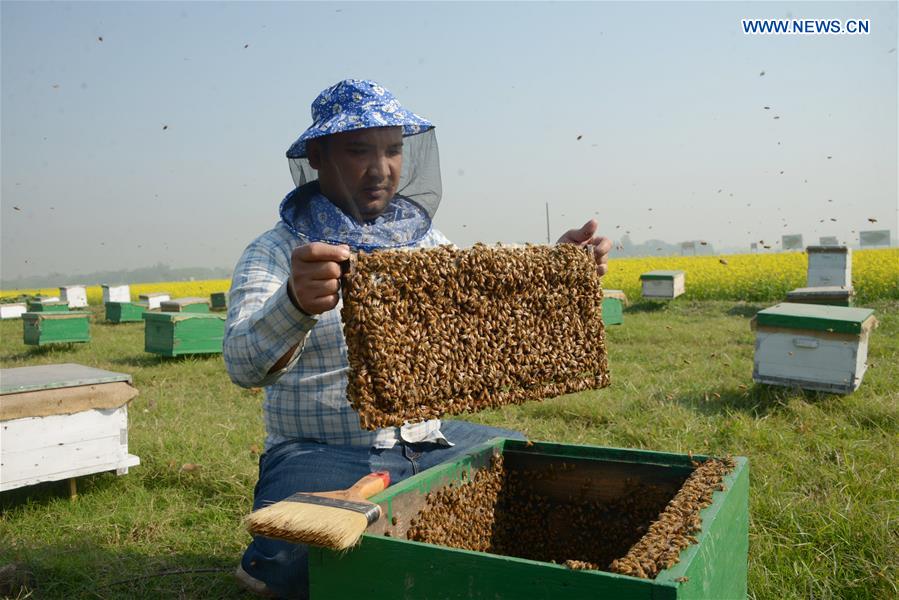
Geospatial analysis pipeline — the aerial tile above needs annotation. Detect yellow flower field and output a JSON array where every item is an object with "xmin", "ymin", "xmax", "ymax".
[
  {"xmin": 1, "ymin": 249, "xmax": 896, "ymax": 305},
  {"xmin": 601, "ymin": 248, "xmax": 898, "ymax": 303},
  {"xmin": 0, "ymin": 280, "xmax": 231, "ymax": 306}
]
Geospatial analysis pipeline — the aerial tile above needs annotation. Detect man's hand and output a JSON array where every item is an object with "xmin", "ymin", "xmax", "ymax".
[
  {"xmin": 557, "ymin": 219, "xmax": 613, "ymax": 277},
  {"xmin": 288, "ymin": 242, "xmax": 351, "ymax": 315}
]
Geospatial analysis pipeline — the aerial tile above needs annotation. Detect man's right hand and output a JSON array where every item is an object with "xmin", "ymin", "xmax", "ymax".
[{"xmin": 288, "ymin": 242, "xmax": 351, "ymax": 315}]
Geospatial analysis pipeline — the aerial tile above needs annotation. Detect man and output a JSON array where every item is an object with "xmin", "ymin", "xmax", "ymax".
[{"xmin": 224, "ymin": 79, "xmax": 612, "ymax": 598}]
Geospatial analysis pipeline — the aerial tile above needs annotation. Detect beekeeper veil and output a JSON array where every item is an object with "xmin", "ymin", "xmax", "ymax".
[{"xmin": 280, "ymin": 79, "xmax": 442, "ymax": 251}]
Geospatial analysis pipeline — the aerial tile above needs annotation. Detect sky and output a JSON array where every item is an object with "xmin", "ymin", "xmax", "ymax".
[{"xmin": 1, "ymin": 1, "xmax": 896, "ymax": 281}]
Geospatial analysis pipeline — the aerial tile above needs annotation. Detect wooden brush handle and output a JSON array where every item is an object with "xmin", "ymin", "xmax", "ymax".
[
  {"xmin": 344, "ymin": 471, "xmax": 390, "ymax": 501},
  {"xmin": 317, "ymin": 472, "xmax": 390, "ymax": 502}
]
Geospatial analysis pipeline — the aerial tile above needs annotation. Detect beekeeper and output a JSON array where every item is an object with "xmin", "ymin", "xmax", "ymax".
[{"xmin": 224, "ymin": 78, "xmax": 612, "ymax": 598}]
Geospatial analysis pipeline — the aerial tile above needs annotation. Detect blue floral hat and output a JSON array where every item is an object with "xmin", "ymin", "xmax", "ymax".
[{"xmin": 286, "ymin": 79, "xmax": 434, "ymax": 159}]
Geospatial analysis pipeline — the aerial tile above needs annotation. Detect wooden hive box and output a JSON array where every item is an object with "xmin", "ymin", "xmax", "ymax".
[
  {"xmin": 26, "ymin": 299, "xmax": 69, "ymax": 312},
  {"xmin": 752, "ymin": 303, "xmax": 876, "ymax": 393},
  {"xmin": 786, "ymin": 286, "xmax": 854, "ymax": 307},
  {"xmin": 59, "ymin": 285, "xmax": 88, "ymax": 308},
  {"xmin": 101, "ymin": 284, "xmax": 131, "ymax": 304},
  {"xmin": 105, "ymin": 301, "xmax": 148, "ymax": 323},
  {"xmin": 159, "ymin": 297, "xmax": 211, "ymax": 313},
  {"xmin": 23, "ymin": 311, "xmax": 91, "ymax": 345},
  {"xmin": 602, "ymin": 289, "xmax": 628, "ymax": 326},
  {"xmin": 143, "ymin": 311, "xmax": 225, "ymax": 356},
  {"xmin": 640, "ymin": 270, "xmax": 686, "ymax": 300},
  {"xmin": 210, "ymin": 291, "xmax": 228, "ymax": 311},
  {"xmin": 0, "ymin": 363, "xmax": 140, "ymax": 493},
  {"xmin": 806, "ymin": 246, "xmax": 851, "ymax": 288},
  {"xmin": 1, "ymin": 303, "xmax": 27, "ymax": 320},
  {"xmin": 309, "ymin": 439, "xmax": 749, "ymax": 600},
  {"xmin": 138, "ymin": 292, "xmax": 171, "ymax": 310}
]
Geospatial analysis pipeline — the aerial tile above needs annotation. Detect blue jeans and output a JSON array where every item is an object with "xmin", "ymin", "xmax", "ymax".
[{"xmin": 241, "ymin": 420, "xmax": 525, "ymax": 599}]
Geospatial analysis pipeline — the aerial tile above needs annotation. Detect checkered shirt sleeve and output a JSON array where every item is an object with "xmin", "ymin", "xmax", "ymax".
[{"xmin": 223, "ymin": 223, "xmax": 453, "ymax": 447}]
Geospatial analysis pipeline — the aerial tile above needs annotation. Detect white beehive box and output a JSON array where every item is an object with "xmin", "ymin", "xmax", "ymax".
[
  {"xmin": 806, "ymin": 246, "xmax": 852, "ymax": 288},
  {"xmin": 59, "ymin": 285, "xmax": 89, "ymax": 308},
  {"xmin": 640, "ymin": 270, "xmax": 685, "ymax": 299},
  {"xmin": 752, "ymin": 303, "xmax": 876, "ymax": 394},
  {"xmin": 102, "ymin": 284, "xmax": 131, "ymax": 303},
  {"xmin": 138, "ymin": 292, "xmax": 171, "ymax": 310},
  {"xmin": 1, "ymin": 303, "xmax": 27, "ymax": 319},
  {"xmin": 0, "ymin": 363, "xmax": 140, "ymax": 493}
]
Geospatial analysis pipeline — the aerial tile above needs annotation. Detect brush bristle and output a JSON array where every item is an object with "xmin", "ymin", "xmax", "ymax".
[{"xmin": 245, "ymin": 502, "xmax": 371, "ymax": 550}]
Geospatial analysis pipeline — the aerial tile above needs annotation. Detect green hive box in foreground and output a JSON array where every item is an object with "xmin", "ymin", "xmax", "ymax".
[
  {"xmin": 23, "ymin": 312, "xmax": 91, "ymax": 345},
  {"xmin": 143, "ymin": 312, "xmax": 225, "ymax": 356},
  {"xmin": 309, "ymin": 439, "xmax": 749, "ymax": 600}
]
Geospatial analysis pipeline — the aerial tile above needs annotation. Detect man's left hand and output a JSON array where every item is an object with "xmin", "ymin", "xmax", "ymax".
[{"xmin": 557, "ymin": 219, "xmax": 612, "ymax": 277}]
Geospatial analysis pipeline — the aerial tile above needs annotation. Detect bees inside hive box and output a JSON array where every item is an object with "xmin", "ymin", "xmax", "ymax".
[
  {"xmin": 786, "ymin": 286, "xmax": 854, "ymax": 307},
  {"xmin": 23, "ymin": 311, "xmax": 90, "ymax": 345},
  {"xmin": 101, "ymin": 284, "xmax": 131, "ymax": 304},
  {"xmin": 26, "ymin": 299, "xmax": 69, "ymax": 312},
  {"xmin": 143, "ymin": 311, "xmax": 224, "ymax": 356},
  {"xmin": 210, "ymin": 292, "xmax": 228, "ymax": 311},
  {"xmin": 341, "ymin": 244, "xmax": 610, "ymax": 429},
  {"xmin": 752, "ymin": 303, "xmax": 876, "ymax": 393},
  {"xmin": 59, "ymin": 285, "xmax": 88, "ymax": 308},
  {"xmin": 138, "ymin": 292, "xmax": 170, "ymax": 310},
  {"xmin": 806, "ymin": 246, "xmax": 851, "ymax": 288},
  {"xmin": 309, "ymin": 439, "xmax": 748, "ymax": 600},
  {"xmin": 1, "ymin": 364, "xmax": 140, "ymax": 493},
  {"xmin": 1, "ymin": 303, "xmax": 27, "ymax": 319},
  {"xmin": 105, "ymin": 301, "xmax": 147, "ymax": 323},
  {"xmin": 602, "ymin": 289, "xmax": 628, "ymax": 326},
  {"xmin": 159, "ymin": 297, "xmax": 210, "ymax": 313},
  {"xmin": 640, "ymin": 270, "xmax": 685, "ymax": 300}
]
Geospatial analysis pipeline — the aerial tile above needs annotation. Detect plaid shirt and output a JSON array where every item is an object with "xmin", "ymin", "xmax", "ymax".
[{"xmin": 223, "ymin": 221, "xmax": 453, "ymax": 449}]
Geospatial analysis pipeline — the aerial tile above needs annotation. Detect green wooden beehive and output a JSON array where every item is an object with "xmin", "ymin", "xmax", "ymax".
[
  {"xmin": 26, "ymin": 300, "xmax": 70, "ymax": 313},
  {"xmin": 602, "ymin": 289, "xmax": 628, "ymax": 326},
  {"xmin": 210, "ymin": 292, "xmax": 228, "ymax": 311},
  {"xmin": 143, "ymin": 311, "xmax": 224, "ymax": 356},
  {"xmin": 105, "ymin": 301, "xmax": 148, "ymax": 323},
  {"xmin": 309, "ymin": 439, "xmax": 749, "ymax": 600},
  {"xmin": 159, "ymin": 297, "xmax": 211, "ymax": 313},
  {"xmin": 22, "ymin": 312, "xmax": 91, "ymax": 345}
]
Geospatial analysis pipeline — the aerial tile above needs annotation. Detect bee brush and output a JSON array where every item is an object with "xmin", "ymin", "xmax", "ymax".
[{"xmin": 243, "ymin": 472, "xmax": 390, "ymax": 551}]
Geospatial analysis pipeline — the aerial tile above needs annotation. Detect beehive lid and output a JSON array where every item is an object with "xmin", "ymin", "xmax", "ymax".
[
  {"xmin": 806, "ymin": 245, "xmax": 850, "ymax": 254},
  {"xmin": 756, "ymin": 303, "xmax": 874, "ymax": 334},
  {"xmin": 161, "ymin": 297, "xmax": 209, "ymax": 307},
  {"xmin": 60, "ymin": 284, "xmax": 86, "ymax": 289},
  {"xmin": 142, "ymin": 311, "xmax": 225, "ymax": 322},
  {"xmin": 786, "ymin": 286, "xmax": 854, "ymax": 299},
  {"xmin": 139, "ymin": 292, "xmax": 170, "ymax": 299},
  {"xmin": 640, "ymin": 270, "xmax": 684, "ymax": 280},
  {"xmin": 1, "ymin": 363, "xmax": 132, "ymax": 395},
  {"xmin": 23, "ymin": 311, "xmax": 90, "ymax": 319},
  {"xmin": 30, "ymin": 299, "xmax": 65, "ymax": 306}
]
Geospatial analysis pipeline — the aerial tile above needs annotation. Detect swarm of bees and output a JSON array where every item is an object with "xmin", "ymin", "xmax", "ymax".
[
  {"xmin": 403, "ymin": 453, "xmax": 736, "ymax": 578},
  {"xmin": 609, "ymin": 456, "xmax": 736, "ymax": 578},
  {"xmin": 342, "ymin": 244, "xmax": 610, "ymax": 429}
]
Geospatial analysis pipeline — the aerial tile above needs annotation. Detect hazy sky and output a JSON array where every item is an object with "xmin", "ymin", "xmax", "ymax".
[{"xmin": 2, "ymin": 1, "xmax": 896, "ymax": 281}]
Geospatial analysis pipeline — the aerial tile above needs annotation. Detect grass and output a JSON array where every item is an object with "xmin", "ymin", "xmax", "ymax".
[{"xmin": 1, "ymin": 300, "xmax": 897, "ymax": 599}]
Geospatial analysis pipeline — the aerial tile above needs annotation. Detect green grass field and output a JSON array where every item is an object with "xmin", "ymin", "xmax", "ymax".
[{"xmin": 1, "ymin": 301, "xmax": 896, "ymax": 599}]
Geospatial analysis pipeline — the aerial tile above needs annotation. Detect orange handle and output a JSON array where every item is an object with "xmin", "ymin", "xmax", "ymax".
[{"xmin": 345, "ymin": 471, "xmax": 390, "ymax": 500}]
